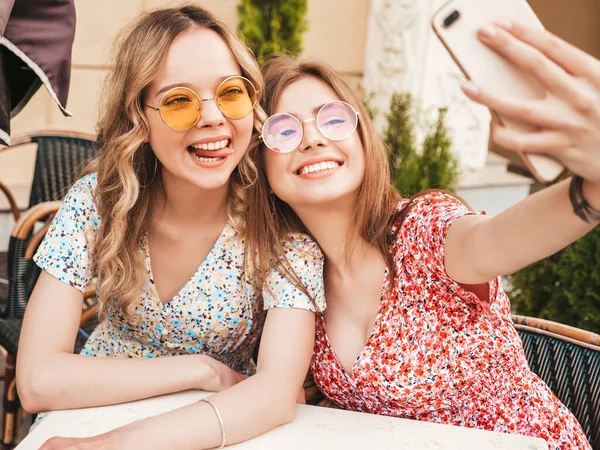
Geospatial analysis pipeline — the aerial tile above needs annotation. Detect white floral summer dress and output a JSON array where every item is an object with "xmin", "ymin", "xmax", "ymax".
[{"xmin": 34, "ymin": 173, "xmax": 325, "ymax": 375}]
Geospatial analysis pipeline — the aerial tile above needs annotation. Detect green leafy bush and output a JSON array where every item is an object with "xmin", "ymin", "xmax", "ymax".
[
  {"xmin": 238, "ymin": 0, "xmax": 308, "ymax": 64},
  {"xmin": 510, "ymin": 226, "xmax": 600, "ymax": 333},
  {"xmin": 384, "ymin": 92, "xmax": 460, "ymax": 197}
]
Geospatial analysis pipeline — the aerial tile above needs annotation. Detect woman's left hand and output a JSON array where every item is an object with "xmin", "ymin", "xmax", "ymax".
[{"xmin": 461, "ymin": 20, "xmax": 600, "ymax": 185}]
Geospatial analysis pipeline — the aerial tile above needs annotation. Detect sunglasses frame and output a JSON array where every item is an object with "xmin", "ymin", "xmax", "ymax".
[
  {"xmin": 145, "ymin": 75, "xmax": 259, "ymax": 131},
  {"xmin": 261, "ymin": 100, "xmax": 360, "ymax": 153}
]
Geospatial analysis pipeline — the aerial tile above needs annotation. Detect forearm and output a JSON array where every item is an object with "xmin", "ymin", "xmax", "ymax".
[
  {"xmin": 115, "ymin": 372, "xmax": 296, "ymax": 449},
  {"xmin": 466, "ymin": 178, "xmax": 599, "ymax": 281},
  {"xmin": 18, "ymin": 353, "xmax": 204, "ymax": 413},
  {"xmin": 111, "ymin": 308, "xmax": 316, "ymax": 449},
  {"xmin": 36, "ymin": 309, "xmax": 315, "ymax": 449}
]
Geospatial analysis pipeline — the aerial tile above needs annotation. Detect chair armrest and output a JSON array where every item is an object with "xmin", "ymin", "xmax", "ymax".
[
  {"xmin": 11, "ymin": 201, "xmax": 100, "ymax": 327},
  {"xmin": 0, "ymin": 180, "xmax": 21, "ymax": 221},
  {"xmin": 24, "ymin": 218, "xmax": 53, "ymax": 259},
  {"xmin": 8, "ymin": 129, "xmax": 97, "ymax": 146},
  {"xmin": 11, "ymin": 201, "xmax": 61, "ymax": 240},
  {"xmin": 512, "ymin": 314, "xmax": 600, "ymax": 349}
]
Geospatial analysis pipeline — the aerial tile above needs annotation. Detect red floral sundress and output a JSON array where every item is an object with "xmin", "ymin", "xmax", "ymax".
[{"xmin": 311, "ymin": 192, "xmax": 591, "ymax": 449}]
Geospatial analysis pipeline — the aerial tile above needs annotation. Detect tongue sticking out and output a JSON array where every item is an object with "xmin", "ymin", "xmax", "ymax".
[{"xmin": 188, "ymin": 146, "xmax": 234, "ymax": 159}]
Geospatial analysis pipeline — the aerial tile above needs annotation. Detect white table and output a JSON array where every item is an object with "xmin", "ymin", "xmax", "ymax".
[{"xmin": 17, "ymin": 390, "xmax": 548, "ymax": 449}]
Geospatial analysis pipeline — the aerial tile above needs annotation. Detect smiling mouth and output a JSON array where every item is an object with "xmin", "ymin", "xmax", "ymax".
[
  {"xmin": 297, "ymin": 161, "xmax": 342, "ymax": 175},
  {"xmin": 187, "ymin": 139, "xmax": 232, "ymax": 162}
]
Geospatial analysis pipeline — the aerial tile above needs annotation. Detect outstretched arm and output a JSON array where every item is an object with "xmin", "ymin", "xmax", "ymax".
[{"xmin": 444, "ymin": 21, "xmax": 600, "ymax": 284}]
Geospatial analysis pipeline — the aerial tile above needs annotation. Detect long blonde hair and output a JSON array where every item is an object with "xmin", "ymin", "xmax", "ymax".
[
  {"xmin": 244, "ymin": 57, "xmax": 400, "ymax": 289},
  {"xmin": 88, "ymin": 5, "xmax": 265, "ymax": 319}
]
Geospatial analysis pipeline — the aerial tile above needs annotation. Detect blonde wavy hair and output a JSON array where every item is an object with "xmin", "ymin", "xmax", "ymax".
[
  {"xmin": 244, "ymin": 57, "xmax": 401, "ymax": 289},
  {"xmin": 86, "ymin": 5, "xmax": 265, "ymax": 319}
]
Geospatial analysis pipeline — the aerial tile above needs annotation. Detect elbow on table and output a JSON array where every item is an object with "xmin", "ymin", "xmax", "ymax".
[
  {"xmin": 282, "ymin": 402, "xmax": 297, "ymax": 425},
  {"xmin": 17, "ymin": 369, "xmax": 53, "ymax": 414},
  {"xmin": 271, "ymin": 396, "xmax": 297, "ymax": 427}
]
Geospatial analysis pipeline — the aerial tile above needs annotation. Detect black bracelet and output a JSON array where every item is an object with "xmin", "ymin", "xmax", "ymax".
[{"xmin": 569, "ymin": 175, "xmax": 600, "ymax": 224}]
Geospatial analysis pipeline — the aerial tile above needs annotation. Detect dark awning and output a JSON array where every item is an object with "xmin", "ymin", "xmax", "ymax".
[{"xmin": 0, "ymin": 0, "xmax": 75, "ymax": 145}]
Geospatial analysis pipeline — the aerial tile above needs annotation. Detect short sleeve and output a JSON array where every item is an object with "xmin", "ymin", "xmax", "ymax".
[
  {"xmin": 33, "ymin": 174, "xmax": 99, "ymax": 292},
  {"xmin": 263, "ymin": 233, "xmax": 326, "ymax": 313},
  {"xmin": 398, "ymin": 191, "xmax": 482, "ymax": 276},
  {"xmin": 397, "ymin": 192, "xmax": 511, "ymax": 326}
]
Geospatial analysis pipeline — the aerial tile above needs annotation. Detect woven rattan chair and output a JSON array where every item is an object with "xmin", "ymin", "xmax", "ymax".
[
  {"xmin": 1, "ymin": 130, "xmax": 98, "ymax": 213},
  {"xmin": 0, "ymin": 180, "xmax": 20, "ymax": 222},
  {"xmin": 0, "ymin": 203, "xmax": 99, "ymax": 446},
  {"xmin": 513, "ymin": 315, "xmax": 600, "ymax": 449},
  {"xmin": 0, "ymin": 130, "xmax": 98, "ymax": 446},
  {"xmin": 0, "ymin": 130, "xmax": 97, "ymax": 288}
]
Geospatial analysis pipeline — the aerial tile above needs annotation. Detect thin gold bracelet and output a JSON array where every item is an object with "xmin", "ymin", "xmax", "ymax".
[{"xmin": 202, "ymin": 398, "xmax": 227, "ymax": 448}]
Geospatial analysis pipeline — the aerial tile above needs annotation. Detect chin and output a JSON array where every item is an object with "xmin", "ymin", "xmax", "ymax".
[
  {"xmin": 289, "ymin": 193, "xmax": 346, "ymax": 208},
  {"xmin": 191, "ymin": 174, "xmax": 233, "ymax": 191},
  {"xmin": 289, "ymin": 184, "xmax": 361, "ymax": 209}
]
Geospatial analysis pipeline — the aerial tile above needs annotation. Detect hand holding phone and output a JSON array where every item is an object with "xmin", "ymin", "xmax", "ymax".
[{"xmin": 432, "ymin": 0, "xmax": 565, "ymax": 183}]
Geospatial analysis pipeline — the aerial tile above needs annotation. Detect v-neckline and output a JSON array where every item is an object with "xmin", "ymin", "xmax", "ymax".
[
  {"xmin": 144, "ymin": 220, "xmax": 233, "ymax": 308},
  {"xmin": 320, "ymin": 267, "xmax": 391, "ymax": 378}
]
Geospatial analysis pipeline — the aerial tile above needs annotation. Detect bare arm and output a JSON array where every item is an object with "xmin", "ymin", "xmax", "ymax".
[
  {"xmin": 444, "ymin": 21, "xmax": 600, "ymax": 284},
  {"xmin": 17, "ymin": 271, "xmax": 245, "ymax": 413},
  {"xmin": 445, "ymin": 179, "xmax": 599, "ymax": 284},
  {"xmin": 40, "ymin": 307, "xmax": 315, "ymax": 450}
]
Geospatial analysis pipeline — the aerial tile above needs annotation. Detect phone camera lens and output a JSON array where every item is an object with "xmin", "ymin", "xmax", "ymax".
[{"xmin": 443, "ymin": 10, "xmax": 460, "ymax": 27}]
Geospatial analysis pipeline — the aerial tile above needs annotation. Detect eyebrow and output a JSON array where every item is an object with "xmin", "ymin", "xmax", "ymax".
[
  {"xmin": 267, "ymin": 114, "xmax": 295, "ymax": 128},
  {"xmin": 155, "ymin": 83, "xmax": 193, "ymax": 97},
  {"xmin": 280, "ymin": 104, "xmax": 327, "ymax": 121},
  {"xmin": 154, "ymin": 75, "xmax": 241, "ymax": 98}
]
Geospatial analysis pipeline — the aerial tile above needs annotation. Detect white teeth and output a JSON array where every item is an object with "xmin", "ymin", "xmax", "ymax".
[
  {"xmin": 298, "ymin": 161, "xmax": 340, "ymax": 175},
  {"xmin": 191, "ymin": 139, "xmax": 229, "ymax": 151},
  {"xmin": 190, "ymin": 152, "xmax": 224, "ymax": 163}
]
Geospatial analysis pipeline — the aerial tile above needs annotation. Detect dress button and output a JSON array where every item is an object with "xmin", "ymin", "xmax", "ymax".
[{"xmin": 161, "ymin": 329, "xmax": 169, "ymax": 336}]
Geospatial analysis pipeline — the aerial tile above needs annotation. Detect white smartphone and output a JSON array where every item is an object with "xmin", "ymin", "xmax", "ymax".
[{"xmin": 432, "ymin": 0, "xmax": 565, "ymax": 183}]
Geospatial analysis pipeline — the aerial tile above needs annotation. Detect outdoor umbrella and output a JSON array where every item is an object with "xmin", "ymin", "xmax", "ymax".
[{"xmin": 0, "ymin": 0, "xmax": 75, "ymax": 145}]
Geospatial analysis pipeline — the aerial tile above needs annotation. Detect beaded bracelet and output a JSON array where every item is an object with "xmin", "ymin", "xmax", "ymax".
[{"xmin": 202, "ymin": 398, "xmax": 227, "ymax": 448}]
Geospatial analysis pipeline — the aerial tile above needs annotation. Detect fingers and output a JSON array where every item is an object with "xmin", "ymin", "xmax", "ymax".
[
  {"xmin": 461, "ymin": 83, "xmax": 564, "ymax": 129},
  {"xmin": 477, "ymin": 25, "xmax": 579, "ymax": 99},
  {"xmin": 492, "ymin": 126, "xmax": 570, "ymax": 155},
  {"xmin": 499, "ymin": 21, "xmax": 600, "ymax": 80}
]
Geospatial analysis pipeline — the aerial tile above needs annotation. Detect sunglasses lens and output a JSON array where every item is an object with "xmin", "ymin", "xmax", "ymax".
[
  {"xmin": 317, "ymin": 102, "xmax": 358, "ymax": 141},
  {"xmin": 262, "ymin": 114, "xmax": 302, "ymax": 153},
  {"xmin": 217, "ymin": 77, "xmax": 257, "ymax": 119},
  {"xmin": 159, "ymin": 88, "xmax": 201, "ymax": 130}
]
